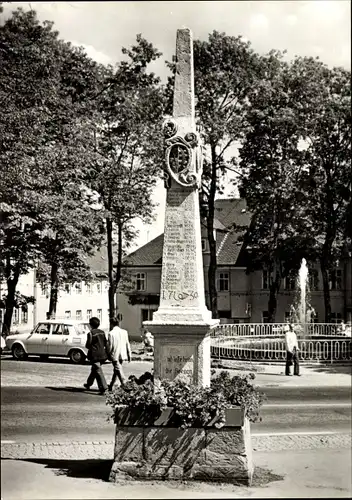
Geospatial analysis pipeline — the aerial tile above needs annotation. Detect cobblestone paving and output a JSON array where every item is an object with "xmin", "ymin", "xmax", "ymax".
[{"xmin": 1, "ymin": 433, "xmax": 351, "ymax": 460}]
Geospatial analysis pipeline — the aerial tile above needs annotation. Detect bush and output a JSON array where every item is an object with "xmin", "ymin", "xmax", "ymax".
[{"xmin": 106, "ymin": 371, "xmax": 265, "ymax": 429}]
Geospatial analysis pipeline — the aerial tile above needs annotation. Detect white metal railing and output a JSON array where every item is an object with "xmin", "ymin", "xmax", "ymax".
[
  {"xmin": 211, "ymin": 336, "xmax": 352, "ymax": 363},
  {"xmin": 212, "ymin": 323, "xmax": 351, "ymax": 338}
]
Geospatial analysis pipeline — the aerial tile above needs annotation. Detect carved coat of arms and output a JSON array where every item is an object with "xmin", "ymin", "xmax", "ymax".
[{"xmin": 163, "ymin": 119, "xmax": 202, "ymax": 189}]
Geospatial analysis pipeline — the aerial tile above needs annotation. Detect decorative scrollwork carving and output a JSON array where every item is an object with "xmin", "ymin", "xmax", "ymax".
[
  {"xmin": 163, "ymin": 129, "xmax": 202, "ymax": 189},
  {"xmin": 184, "ymin": 132, "xmax": 198, "ymax": 147},
  {"xmin": 163, "ymin": 170, "xmax": 171, "ymax": 189},
  {"xmin": 163, "ymin": 119, "xmax": 177, "ymax": 138}
]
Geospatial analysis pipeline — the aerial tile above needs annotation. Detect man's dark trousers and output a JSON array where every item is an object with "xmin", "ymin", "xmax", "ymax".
[
  {"xmin": 285, "ymin": 348, "xmax": 300, "ymax": 376},
  {"xmin": 87, "ymin": 361, "xmax": 108, "ymax": 393}
]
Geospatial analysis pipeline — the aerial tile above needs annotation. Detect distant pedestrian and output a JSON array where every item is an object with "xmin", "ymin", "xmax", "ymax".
[
  {"xmin": 143, "ymin": 328, "xmax": 154, "ymax": 354},
  {"xmin": 284, "ymin": 324, "xmax": 300, "ymax": 376},
  {"xmin": 106, "ymin": 318, "xmax": 132, "ymax": 392},
  {"xmin": 84, "ymin": 316, "xmax": 108, "ymax": 394}
]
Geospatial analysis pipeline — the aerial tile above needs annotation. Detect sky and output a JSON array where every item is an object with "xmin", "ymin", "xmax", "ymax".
[{"xmin": 2, "ymin": 1, "xmax": 351, "ymax": 249}]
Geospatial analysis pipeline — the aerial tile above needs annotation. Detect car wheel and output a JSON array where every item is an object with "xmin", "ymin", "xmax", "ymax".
[
  {"xmin": 39, "ymin": 354, "xmax": 49, "ymax": 361},
  {"xmin": 12, "ymin": 344, "xmax": 28, "ymax": 361},
  {"xmin": 69, "ymin": 349, "xmax": 86, "ymax": 364}
]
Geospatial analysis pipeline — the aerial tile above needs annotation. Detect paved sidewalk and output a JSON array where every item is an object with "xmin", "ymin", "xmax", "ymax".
[
  {"xmin": 1, "ymin": 447, "xmax": 351, "ymax": 499},
  {"xmin": 213, "ymin": 360, "xmax": 351, "ymax": 388},
  {"xmin": 1, "ymin": 432, "xmax": 351, "ymax": 460}
]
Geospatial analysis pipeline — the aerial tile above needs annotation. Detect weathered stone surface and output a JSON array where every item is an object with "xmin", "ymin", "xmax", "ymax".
[
  {"xmin": 187, "ymin": 463, "xmax": 253, "ymax": 485},
  {"xmin": 114, "ymin": 427, "xmax": 143, "ymax": 462},
  {"xmin": 149, "ymin": 465, "xmax": 183, "ymax": 479},
  {"xmin": 206, "ymin": 428, "xmax": 247, "ymax": 456},
  {"xmin": 144, "ymin": 427, "xmax": 206, "ymax": 468},
  {"xmin": 173, "ymin": 28, "xmax": 194, "ymax": 121},
  {"xmin": 109, "ymin": 461, "xmax": 148, "ymax": 480}
]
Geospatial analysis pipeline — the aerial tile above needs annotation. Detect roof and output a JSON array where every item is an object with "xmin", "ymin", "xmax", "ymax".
[
  {"xmin": 124, "ymin": 233, "xmax": 165, "ymax": 266},
  {"xmin": 124, "ymin": 198, "xmax": 252, "ymax": 267}
]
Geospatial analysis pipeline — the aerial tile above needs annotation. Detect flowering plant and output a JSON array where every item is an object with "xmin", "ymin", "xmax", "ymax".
[{"xmin": 106, "ymin": 371, "xmax": 265, "ymax": 429}]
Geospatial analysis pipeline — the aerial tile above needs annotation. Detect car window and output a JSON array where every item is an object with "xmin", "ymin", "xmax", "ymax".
[
  {"xmin": 35, "ymin": 323, "xmax": 51, "ymax": 335},
  {"xmin": 75, "ymin": 323, "xmax": 91, "ymax": 335},
  {"xmin": 52, "ymin": 324, "xmax": 63, "ymax": 335},
  {"xmin": 62, "ymin": 325, "xmax": 70, "ymax": 336}
]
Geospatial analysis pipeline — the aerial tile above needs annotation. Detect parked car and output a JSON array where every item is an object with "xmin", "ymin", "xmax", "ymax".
[
  {"xmin": 5, "ymin": 320, "xmax": 91, "ymax": 364},
  {"xmin": 1, "ymin": 335, "xmax": 5, "ymax": 355}
]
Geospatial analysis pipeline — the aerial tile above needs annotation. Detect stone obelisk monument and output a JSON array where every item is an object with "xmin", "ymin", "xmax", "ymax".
[{"xmin": 144, "ymin": 28, "xmax": 219, "ymax": 387}]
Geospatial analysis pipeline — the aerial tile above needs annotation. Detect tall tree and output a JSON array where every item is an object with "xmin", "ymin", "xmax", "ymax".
[
  {"xmin": 288, "ymin": 58, "xmax": 351, "ymax": 321},
  {"xmin": 239, "ymin": 55, "xmax": 351, "ymax": 322},
  {"xmin": 0, "ymin": 8, "xmax": 104, "ymax": 330},
  {"xmin": 93, "ymin": 35, "xmax": 165, "ymax": 327}
]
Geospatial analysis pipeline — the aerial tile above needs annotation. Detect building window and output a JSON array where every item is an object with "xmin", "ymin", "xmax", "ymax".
[
  {"xmin": 284, "ymin": 273, "xmax": 296, "ymax": 291},
  {"xmin": 217, "ymin": 272, "xmax": 229, "ymax": 292},
  {"xmin": 309, "ymin": 270, "xmax": 319, "ymax": 291},
  {"xmin": 329, "ymin": 269, "xmax": 342, "ymax": 290},
  {"xmin": 65, "ymin": 310, "xmax": 71, "ymax": 319},
  {"xmin": 64, "ymin": 283, "xmax": 71, "ymax": 294},
  {"xmin": 97, "ymin": 309, "xmax": 102, "ymax": 321},
  {"xmin": 218, "ymin": 310, "xmax": 231, "ymax": 319},
  {"xmin": 201, "ymin": 238, "xmax": 207, "ymax": 251},
  {"xmin": 262, "ymin": 311, "xmax": 269, "ymax": 324},
  {"xmin": 97, "ymin": 282, "xmax": 102, "ymax": 294},
  {"xmin": 136, "ymin": 273, "xmax": 146, "ymax": 291},
  {"xmin": 86, "ymin": 309, "xmax": 92, "ymax": 320},
  {"xmin": 76, "ymin": 310, "xmax": 82, "ymax": 320},
  {"xmin": 85, "ymin": 283, "xmax": 92, "ymax": 294},
  {"xmin": 330, "ymin": 312, "xmax": 342, "ymax": 324},
  {"xmin": 74, "ymin": 282, "xmax": 82, "ymax": 294},
  {"xmin": 22, "ymin": 309, "xmax": 28, "ymax": 324},
  {"xmin": 141, "ymin": 309, "xmax": 154, "ymax": 326},
  {"xmin": 13, "ymin": 308, "xmax": 20, "ymax": 324},
  {"xmin": 262, "ymin": 270, "xmax": 270, "ymax": 290}
]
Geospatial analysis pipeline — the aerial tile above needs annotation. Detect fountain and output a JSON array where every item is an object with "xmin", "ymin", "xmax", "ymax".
[{"xmin": 288, "ymin": 258, "xmax": 314, "ymax": 336}]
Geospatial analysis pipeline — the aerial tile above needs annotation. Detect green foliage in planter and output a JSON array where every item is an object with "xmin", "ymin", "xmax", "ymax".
[{"xmin": 106, "ymin": 371, "xmax": 265, "ymax": 429}]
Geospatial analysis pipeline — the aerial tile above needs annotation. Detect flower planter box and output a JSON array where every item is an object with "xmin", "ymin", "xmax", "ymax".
[{"xmin": 109, "ymin": 406, "xmax": 253, "ymax": 485}]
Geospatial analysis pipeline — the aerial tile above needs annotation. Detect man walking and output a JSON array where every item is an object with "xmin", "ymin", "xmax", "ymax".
[
  {"xmin": 84, "ymin": 316, "xmax": 108, "ymax": 394},
  {"xmin": 284, "ymin": 323, "xmax": 300, "ymax": 376},
  {"xmin": 106, "ymin": 317, "xmax": 131, "ymax": 391}
]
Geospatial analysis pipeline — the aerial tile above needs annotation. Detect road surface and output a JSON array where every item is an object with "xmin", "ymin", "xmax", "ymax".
[
  {"xmin": 1, "ymin": 355, "xmax": 351, "ymax": 442},
  {"xmin": 1, "ymin": 386, "xmax": 351, "ymax": 442}
]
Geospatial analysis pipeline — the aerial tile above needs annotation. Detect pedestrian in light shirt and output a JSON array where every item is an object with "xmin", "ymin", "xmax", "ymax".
[
  {"xmin": 284, "ymin": 323, "xmax": 300, "ymax": 376},
  {"xmin": 106, "ymin": 318, "xmax": 132, "ymax": 391}
]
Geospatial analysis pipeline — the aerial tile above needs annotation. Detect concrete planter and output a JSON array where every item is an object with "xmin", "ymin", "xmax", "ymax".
[{"xmin": 109, "ymin": 406, "xmax": 253, "ymax": 485}]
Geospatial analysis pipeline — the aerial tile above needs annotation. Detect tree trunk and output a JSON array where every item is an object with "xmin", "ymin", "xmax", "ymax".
[
  {"xmin": 320, "ymin": 258, "xmax": 331, "ymax": 323},
  {"xmin": 267, "ymin": 273, "xmax": 281, "ymax": 323},
  {"xmin": 207, "ymin": 144, "xmax": 218, "ymax": 318},
  {"xmin": 106, "ymin": 216, "xmax": 116, "ymax": 330},
  {"xmin": 48, "ymin": 262, "xmax": 59, "ymax": 319},
  {"xmin": 114, "ymin": 222, "xmax": 123, "ymax": 322},
  {"xmin": 3, "ymin": 263, "xmax": 20, "ymax": 335}
]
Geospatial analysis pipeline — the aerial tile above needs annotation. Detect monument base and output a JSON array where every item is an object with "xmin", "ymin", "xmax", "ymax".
[
  {"xmin": 109, "ymin": 407, "xmax": 253, "ymax": 485},
  {"xmin": 144, "ymin": 319, "xmax": 219, "ymax": 387}
]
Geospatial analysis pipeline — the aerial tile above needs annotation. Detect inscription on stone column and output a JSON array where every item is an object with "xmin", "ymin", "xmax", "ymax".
[
  {"xmin": 160, "ymin": 344, "xmax": 195, "ymax": 384},
  {"xmin": 161, "ymin": 189, "xmax": 199, "ymax": 306}
]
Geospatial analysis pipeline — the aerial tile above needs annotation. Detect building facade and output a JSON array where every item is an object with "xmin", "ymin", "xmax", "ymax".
[
  {"xmin": 0, "ymin": 252, "xmax": 110, "ymax": 334},
  {"xmin": 118, "ymin": 198, "xmax": 351, "ymax": 339}
]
